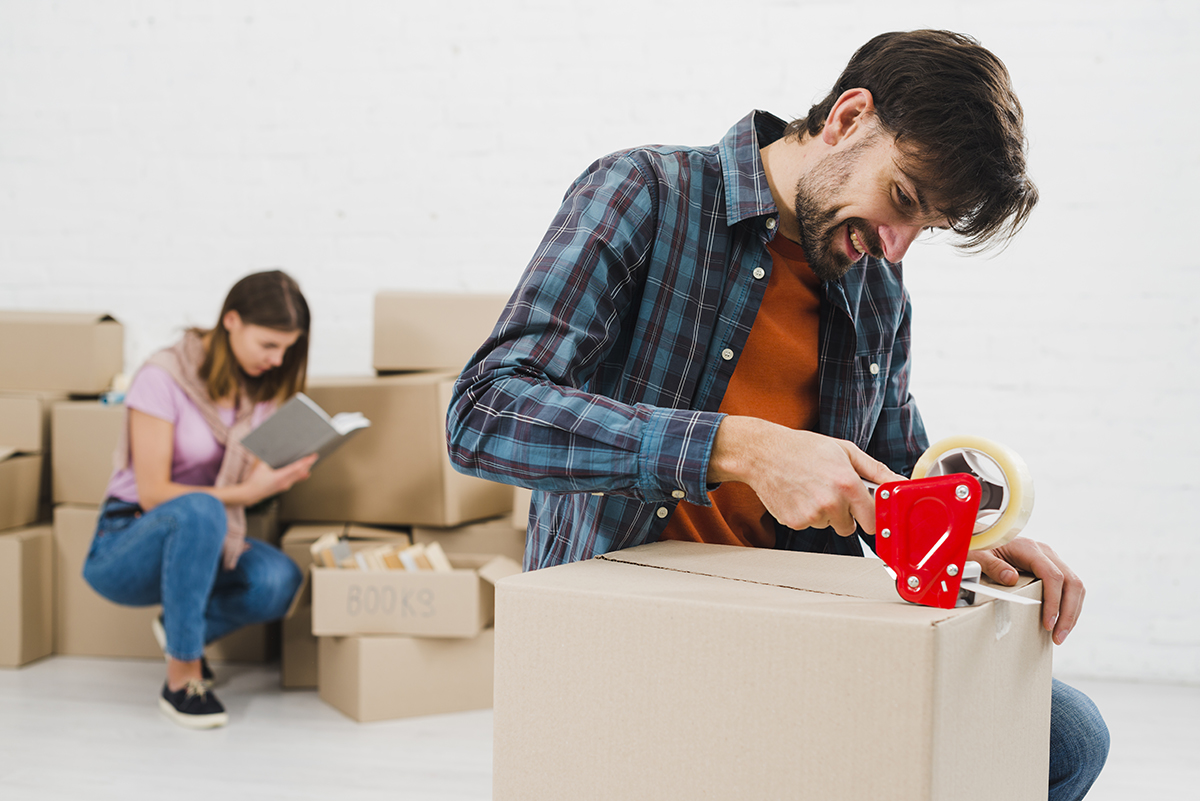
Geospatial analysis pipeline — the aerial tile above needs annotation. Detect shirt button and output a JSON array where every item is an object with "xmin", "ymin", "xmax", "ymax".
[
  {"xmin": 671, "ymin": 490, "xmax": 685, "ymax": 499},
  {"xmin": 656, "ymin": 507, "xmax": 669, "ymax": 519},
  {"xmin": 765, "ymin": 218, "xmax": 777, "ymax": 230},
  {"xmin": 869, "ymin": 362, "xmax": 880, "ymax": 375},
  {"xmin": 721, "ymin": 348, "xmax": 734, "ymax": 361},
  {"xmin": 753, "ymin": 267, "xmax": 766, "ymax": 280}
]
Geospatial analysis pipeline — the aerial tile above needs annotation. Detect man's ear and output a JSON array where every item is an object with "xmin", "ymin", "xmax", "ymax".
[{"xmin": 821, "ymin": 88, "xmax": 876, "ymax": 146}]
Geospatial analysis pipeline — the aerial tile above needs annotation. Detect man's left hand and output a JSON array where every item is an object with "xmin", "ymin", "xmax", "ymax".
[{"xmin": 968, "ymin": 537, "xmax": 1083, "ymax": 645}]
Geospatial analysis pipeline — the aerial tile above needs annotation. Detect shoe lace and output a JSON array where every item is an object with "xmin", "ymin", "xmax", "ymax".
[{"xmin": 183, "ymin": 679, "xmax": 210, "ymax": 700}]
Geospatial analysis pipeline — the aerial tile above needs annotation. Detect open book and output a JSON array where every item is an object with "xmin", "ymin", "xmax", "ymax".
[{"xmin": 240, "ymin": 392, "xmax": 371, "ymax": 469}]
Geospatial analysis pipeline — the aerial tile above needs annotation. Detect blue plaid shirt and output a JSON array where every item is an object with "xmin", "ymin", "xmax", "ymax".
[{"xmin": 448, "ymin": 111, "xmax": 929, "ymax": 570}]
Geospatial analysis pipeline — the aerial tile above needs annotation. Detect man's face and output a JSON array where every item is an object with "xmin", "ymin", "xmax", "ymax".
[{"xmin": 791, "ymin": 131, "xmax": 949, "ymax": 281}]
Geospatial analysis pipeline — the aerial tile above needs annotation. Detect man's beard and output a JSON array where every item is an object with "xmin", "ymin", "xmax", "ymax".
[{"xmin": 791, "ymin": 137, "xmax": 881, "ymax": 283}]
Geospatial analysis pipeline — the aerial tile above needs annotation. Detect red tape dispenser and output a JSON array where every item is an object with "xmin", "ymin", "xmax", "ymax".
[{"xmin": 874, "ymin": 474, "xmax": 981, "ymax": 610}]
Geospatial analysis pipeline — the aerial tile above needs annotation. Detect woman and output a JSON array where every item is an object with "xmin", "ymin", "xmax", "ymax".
[{"xmin": 83, "ymin": 270, "xmax": 317, "ymax": 729}]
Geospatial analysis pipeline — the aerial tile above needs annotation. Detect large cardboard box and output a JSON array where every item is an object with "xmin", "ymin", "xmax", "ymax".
[
  {"xmin": 493, "ymin": 541, "xmax": 1052, "ymax": 801},
  {"xmin": 280, "ymin": 373, "xmax": 512, "ymax": 527},
  {"xmin": 511, "ymin": 485, "xmax": 532, "ymax": 532},
  {"xmin": 53, "ymin": 504, "xmax": 279, "ymax": 663},
  {"xmin": 0, "ymin": 452, "xmax": 42, "ymax": 531},
  {"xmin": 0, "ymin": 311, "xmax": 124, "ymax": 394},
  {"xmin": 51, "ymin": 400, "xmax": 124, "ymax": 505},
  {"xmin": 412, "ymin": 514, "xmax": 526, "ymax": 564},
  {"xmin": 373, "ymin": 291, "xmax": 508, "ymax": 373},
  {"xmin": 312, "ymin": 553, "xmax": 519, "ymax": 639},
  {"xmin": 318, "ymin": 628, "xmax": 495, "ymax": 722},
  {"xmin": 0, "ymin": 524, "xmax": 54, "ymax": 667},
  {"xmin": 279, "ymin": 523, "xmax": 411, "ymax": 689}
]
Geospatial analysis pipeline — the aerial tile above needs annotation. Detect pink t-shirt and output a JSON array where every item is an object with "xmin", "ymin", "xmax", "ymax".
[{"xmin": 105, "ymin": 365, "xmax": 272, "ymax": 505}]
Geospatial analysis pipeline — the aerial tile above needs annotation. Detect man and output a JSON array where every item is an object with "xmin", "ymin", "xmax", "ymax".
[{"xmin": 448, "ymin": 30, "xmax": 1108, "ymax": 800}]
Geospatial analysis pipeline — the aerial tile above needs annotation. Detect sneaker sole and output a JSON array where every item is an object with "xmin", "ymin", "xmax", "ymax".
[{"xmin": 158, "ymin": 697, "xmax": 228, "ymax": 729}]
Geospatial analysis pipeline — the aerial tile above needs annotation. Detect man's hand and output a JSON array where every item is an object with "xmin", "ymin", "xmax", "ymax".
[
  {"xmin": 969, "ymin": 537, "xmax": 1084, "ymax": 645},
  {"xmin": 708, "ymin": 416, "xmax": 904, "ymax": 537}
]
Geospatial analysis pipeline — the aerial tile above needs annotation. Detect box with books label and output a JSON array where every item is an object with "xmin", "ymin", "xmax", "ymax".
[
  {"xmin": 279, "ymin": 373, "xmax": 512, "ymax": 527},
  {"xmin": 279, "ymin": 523, "xmax": 410, "ymax": 689},
  {"xmin": 310, "ymin": 536, "xmax": 520, "ymax": 638}
]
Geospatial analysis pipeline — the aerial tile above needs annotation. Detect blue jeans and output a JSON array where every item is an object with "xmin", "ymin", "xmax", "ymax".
[
  {"xmin": 1050, "ymin": 677, "xmax": 1109, "ymax": 801},
  {"xmin": 82, "ymin": 493, "xmax": 302, "ymax": 662}
]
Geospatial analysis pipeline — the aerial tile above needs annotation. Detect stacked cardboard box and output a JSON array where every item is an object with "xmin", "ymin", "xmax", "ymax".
[
  {"xmin": 0, "ymin": 312, "xmax": 125, "ymax": 668},
  {"xmin": 306, "ymin": 527, "xmax": 520, "ymax": 722}
]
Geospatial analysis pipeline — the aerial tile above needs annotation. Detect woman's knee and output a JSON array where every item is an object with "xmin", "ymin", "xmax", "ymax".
[
  {"xmin": 245, "ymin": 546, "xmax": 303, "ymax": 616},
  {"xmin": 164, "ymin": 493, "xmax": 226, "ymax": 542}
]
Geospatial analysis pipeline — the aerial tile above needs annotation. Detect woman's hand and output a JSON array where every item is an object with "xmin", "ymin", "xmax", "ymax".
[{"xmin": 240, "ymin": 453, "xmax": 318, "ymax": 507}]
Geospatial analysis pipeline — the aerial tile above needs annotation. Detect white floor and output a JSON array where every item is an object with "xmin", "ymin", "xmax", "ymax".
[{"xmin": 0, "ymin": 657, "xmax": 1195, "ymax": 800}]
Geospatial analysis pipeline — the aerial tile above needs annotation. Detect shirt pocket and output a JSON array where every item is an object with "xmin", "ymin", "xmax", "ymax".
[{"xmin": 850, "ymin": 350, "xmax": 891, "ymax": 446}]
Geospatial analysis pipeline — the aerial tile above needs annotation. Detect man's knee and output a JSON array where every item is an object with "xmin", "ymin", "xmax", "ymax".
[{"xmin": 1049, "ymin": 679, "xmax": 1109, "ymax": 799}]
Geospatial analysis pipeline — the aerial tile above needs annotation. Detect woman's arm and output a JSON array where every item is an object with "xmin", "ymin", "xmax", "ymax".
[{"xmin": 129, "ymin": 408, "xmax": 315, "ymax": 511}]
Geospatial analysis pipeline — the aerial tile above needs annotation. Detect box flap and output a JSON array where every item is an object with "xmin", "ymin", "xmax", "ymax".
[
  {"xmin": 283, "ymin": 568, "xmax": 312, "ymax": 620},
  {"xmin": 0, "ymin": 446, "xmax": 15, "ymax": 462},
  {"xmin": 477, "ymin": 555, "xmax": 523, "ymax": 586}
]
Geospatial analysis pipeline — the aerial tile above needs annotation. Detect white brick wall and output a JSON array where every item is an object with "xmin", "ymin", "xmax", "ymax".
[{"xmin": 2, "ymin": 1, "xmax": 1197, "ymax": 683}]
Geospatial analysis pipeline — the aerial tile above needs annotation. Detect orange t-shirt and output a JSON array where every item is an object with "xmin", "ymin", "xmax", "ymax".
[{"xmin": 660, "ymin": 234, "xmax": 821, "ymax": 548}]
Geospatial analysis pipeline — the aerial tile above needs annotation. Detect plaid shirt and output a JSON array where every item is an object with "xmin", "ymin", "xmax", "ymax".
[{"xmin": 448, "ymin": 110, "xmax": 929, "ymax": 570}]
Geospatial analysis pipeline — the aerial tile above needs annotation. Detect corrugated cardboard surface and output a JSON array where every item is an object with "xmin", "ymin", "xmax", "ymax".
[
  {"xmin": 0, "ymin": 395, "xmax": 45, "ymax": 453},
  {"xmin": 312, "ymin": 553, "xmax": 520, "ymax": 638},
  {"xmin": 494, "ymin": 541, "xmax": 1051, "ymax": 801},
  {"xmin": 372, "ymin": 291, "xmax": 508, "ymax": 372},
  {"xmin": 279, "ymin": 523, "xmax": 411, "ymax": 689},
  {"xmin": 318, "ymin": 628, "xmax": 495, "ymax": 722},
  {"xmin": 413, "ymin": 514, "xmax": 526, "ymax": 564},
  {"xmin": 279, "ymin": 373, "xmax": 512, "ymax": 527},
  {"xmin": 53, "ymin": 504, "xmax": 277, "ymax": 663},
  {"xmin": 0, "ymin": 454, "xmax": 43, "ymax": 531},
  {"xmin": 0, "ymin": 311, "xmax": 123, "ymax": 393},
  {"xmin": 51, "ymin": 400, "xmax": 124, "ymax": 506},
  {"xmin": 0, "ymin": 525, "xmax": 54, "ymax": 667}
]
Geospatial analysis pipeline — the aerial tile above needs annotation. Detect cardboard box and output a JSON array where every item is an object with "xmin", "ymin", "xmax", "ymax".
[
  {"xmin": 53, "ymin": 504, "xmax": 278, "ymax": 663},
  {"xmin": 511, "ymin": 485, "xmax": 532, "ymax": 532},
  {"xmin": 0, "ymin": 453, "xmax": 43, "ymax": 531},
  {"xmin": 1, "ymin": 391, "xmax": 69, "ymax": 517},
  {"xmin": 0, "ymin": 311, "xmax": 124, "ymax": 394},
  {"xmin": 312, "ymin": 553, "xmax": 519, "ymax": 638},
  {"xmin": 373, "ymin": 291, "xmax": 508, "ymax": 373},
  {"xmin": 279, "ymin": 523, "xmax": 411, "ymax": 689},
  {"xmin": 318, "ymin": 628, "xmax": 495, "ymax": 722},
  {"xmin": 280, "ymin": 373, "xmax": 512, "ymax": 527},
  {"xmin": 0, "ymin": 524, "xmax": 54, "ymax": 667},
  {"xmin": 493, "ymin": 541, "xmax": 1052, "ymax": 801},
  {"xmin": 413, "ymin": 514, "xmax": 526, "ymax": 564},
  {"xmin": 51, "ymin": 400, "xmax": 124, "ymax": 506}
]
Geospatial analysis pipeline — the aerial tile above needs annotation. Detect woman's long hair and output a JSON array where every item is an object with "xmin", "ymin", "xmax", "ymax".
[{"xmin": 195, "ymin": 270, "xmax": 310, "ymax": 405}]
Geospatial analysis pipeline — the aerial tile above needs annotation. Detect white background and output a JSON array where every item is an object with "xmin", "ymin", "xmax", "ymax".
[{"xmin": 1, "ymin": 0, "xmax": 1196, "ymax": 683}]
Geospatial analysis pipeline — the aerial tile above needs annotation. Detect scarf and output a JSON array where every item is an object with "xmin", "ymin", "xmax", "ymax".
[{"xmin": 114, "ymin": 330, "xmax": 258, "ymax": 547}]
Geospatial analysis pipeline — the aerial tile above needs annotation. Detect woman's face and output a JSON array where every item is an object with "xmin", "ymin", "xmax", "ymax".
[{"xmin": 222, "ymin": 310, "xmax": 302, "ymax": 378}]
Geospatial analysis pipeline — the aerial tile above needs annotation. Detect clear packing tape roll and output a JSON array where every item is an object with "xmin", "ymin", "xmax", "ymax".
[{"xmin": 911, "ymin": 435, "xmax": 1034, "ymax": 551}]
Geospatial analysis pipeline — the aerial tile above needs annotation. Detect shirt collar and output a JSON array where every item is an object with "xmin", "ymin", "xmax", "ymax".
[{"xmin": 719, "ymin": 110, "xmax": 788, "ymax": 227}]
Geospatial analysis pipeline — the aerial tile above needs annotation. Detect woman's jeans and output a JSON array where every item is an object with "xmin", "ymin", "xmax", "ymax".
[{"xmin": 82, "ymin": 493, "xmax": 302, "ymax": 662}]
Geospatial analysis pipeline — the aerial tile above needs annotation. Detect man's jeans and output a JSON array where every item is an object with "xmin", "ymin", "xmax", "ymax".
[
  {"xmin": 83, "ymin": 493, "xmax": 302, "ymax": 662},
  {"xmin": 1050, "ymin": 678, "xmax": 1110, "ymax": 800}
]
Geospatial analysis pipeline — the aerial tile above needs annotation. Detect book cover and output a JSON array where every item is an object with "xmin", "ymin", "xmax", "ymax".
[{"xmin": 240, "ymin": 392, "xmax": 370, "ymax": 469}]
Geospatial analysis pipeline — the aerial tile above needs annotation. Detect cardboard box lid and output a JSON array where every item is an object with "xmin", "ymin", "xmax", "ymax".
[{"xmin": 507, "ymin": 540, "xmax": 1039, "ymax": 626}]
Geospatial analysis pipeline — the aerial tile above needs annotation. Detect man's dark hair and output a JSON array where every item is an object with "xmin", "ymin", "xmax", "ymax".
[{"xmin": 786, "ymin": 30, "xmax": 1037, "ymax": 251}]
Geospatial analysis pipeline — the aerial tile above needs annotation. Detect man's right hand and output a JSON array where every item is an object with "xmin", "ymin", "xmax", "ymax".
[{"xmin": 707, "ymin": 416, "xmax": 904, "ymax": 537}]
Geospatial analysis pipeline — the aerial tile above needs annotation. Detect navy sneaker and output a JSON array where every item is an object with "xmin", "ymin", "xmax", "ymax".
[
  {"xmin": 159, "ymin": 680, "xmax": 228, "ymax": 729},
  {"xmin": 152, "ymin": 615, "xmax": 214, "ymax": 685}
]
